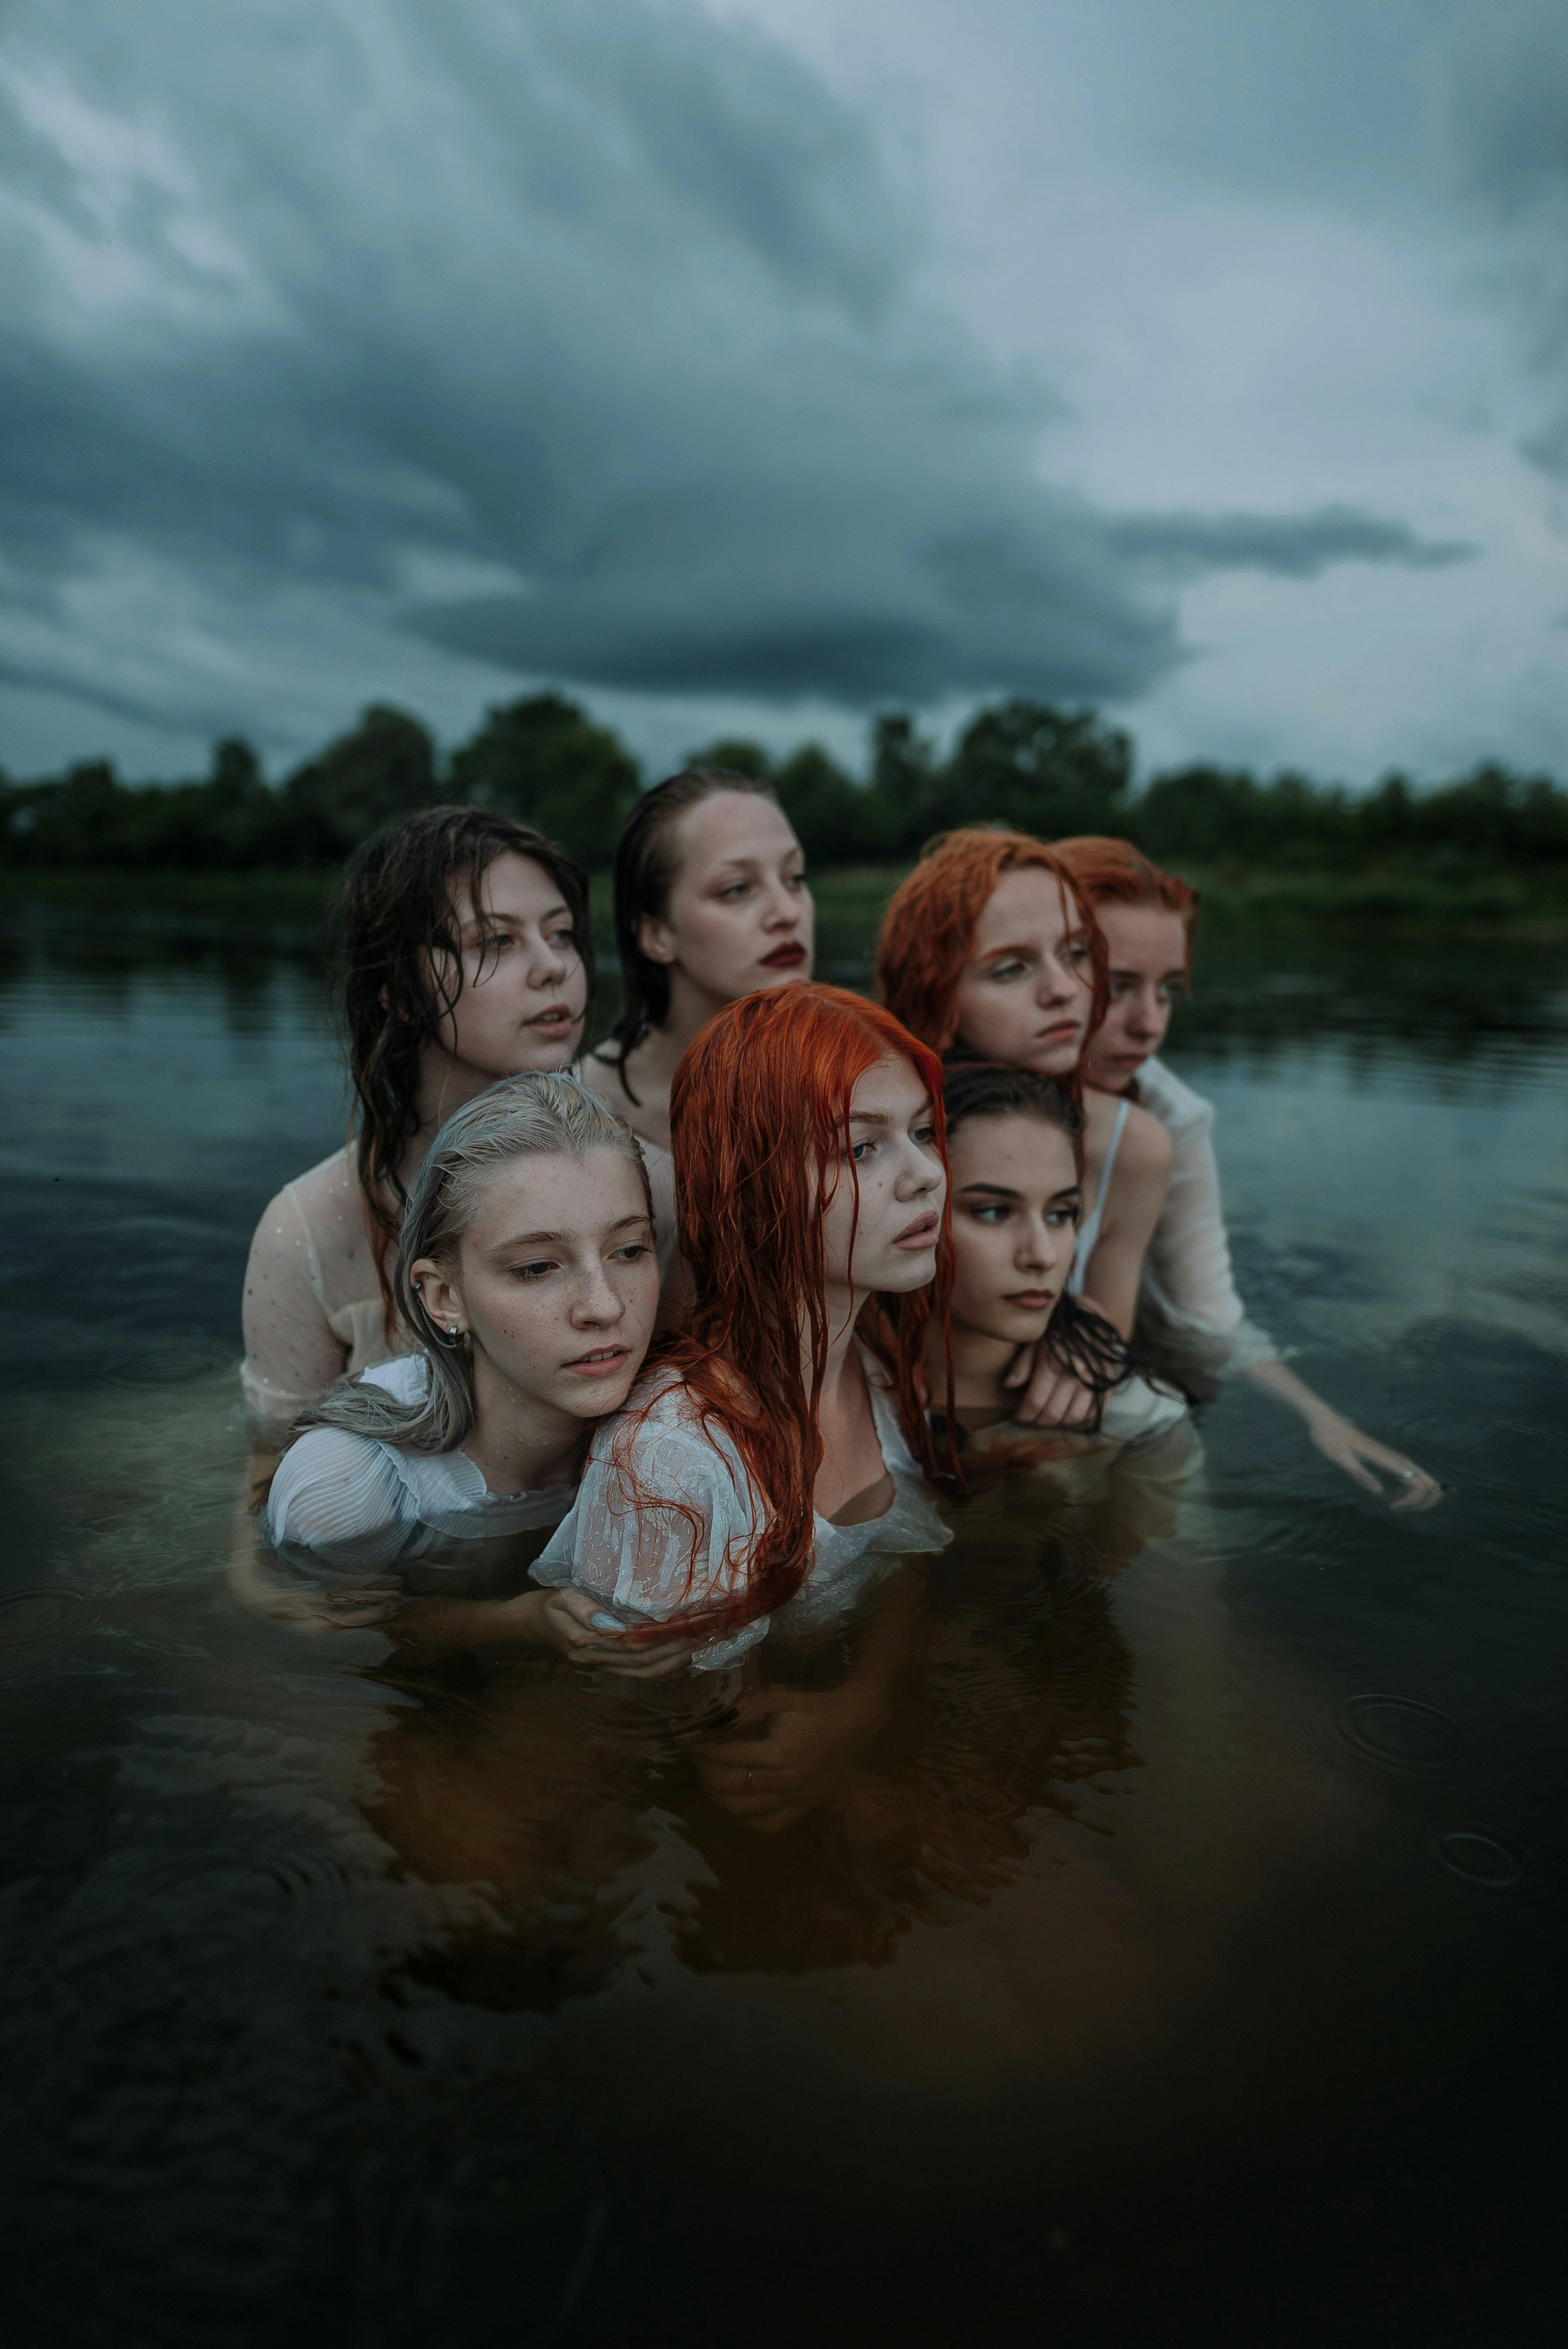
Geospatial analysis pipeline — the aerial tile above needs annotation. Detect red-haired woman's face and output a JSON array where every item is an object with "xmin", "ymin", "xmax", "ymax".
[
  {"xmin": 820, "ymin": 1054, "xmax": 946, "ymax": 1297},
  {"xmin": 640, "ymin": 791, "xmax": 814, "ymax": 1018},
  {"xmin": 1080, "ymin": 904, "xmax": 1188, "ymax": 1093},
  {"xmin": 949, "ymin": 868, "xmax": 1094, "ymax": 1074}
]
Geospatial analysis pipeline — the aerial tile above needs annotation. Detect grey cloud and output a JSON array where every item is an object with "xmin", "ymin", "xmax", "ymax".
[
  {"xmin": 1107, "ymin": 506, "xmax": 1476, "ymax": 581},
  {"xmin": 0, "ymin": 0, "xmax": 1491, "ymax": 749}
]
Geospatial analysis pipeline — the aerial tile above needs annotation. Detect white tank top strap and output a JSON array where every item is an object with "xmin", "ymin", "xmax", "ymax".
[{"xmin": 1067, "ymin": 1096, "xmax": 1130, "ymax": 1297}]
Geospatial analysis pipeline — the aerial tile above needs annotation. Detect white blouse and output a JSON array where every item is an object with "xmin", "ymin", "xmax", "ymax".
[
  {"xmin": 532, "ymin": 1348, "xmax": 951, "ymax": 1670},
  {"xmin": 262, "ymin": 1355, "xmax": 576, "ymax": 1572},
  {"xmin": 1135, "ymin": 1057, "xmax": 1278, "ymax": 1372},
  {"xmin": 241, "ymin": 1131, "xmax": 679, "ymax": 1445}
]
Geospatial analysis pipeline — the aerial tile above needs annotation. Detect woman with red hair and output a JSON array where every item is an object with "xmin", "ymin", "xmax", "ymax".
[
  {"xmin": 532, "ymin": 984, "xmax": 955, "ymax": 1665},
  {"xmin": 876, "ymin": 829, "xmax": 1174, "ymax": 1426},
  {"xmin": 1053, "ymin": 836, "xmax": 1440, "ymax": 1510}
]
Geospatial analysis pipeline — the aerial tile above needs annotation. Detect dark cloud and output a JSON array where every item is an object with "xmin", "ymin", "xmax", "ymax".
[
  {"xmin": 0, "ymin": 0, "xmax": 1498, "ymax": 752},
  {"xmin": 1107, "ymin": 506, "xmax": 1475, "ymax": 581}
]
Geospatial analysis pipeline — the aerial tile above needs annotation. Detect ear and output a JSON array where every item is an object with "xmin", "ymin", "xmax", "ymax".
[
  {"xmin": 636, "ymin": 912, "xmax": 677, "ymax": 966},
  {"xmin": 410, "ymin": 1255, "xmax": 467, "ymax": 1337}
]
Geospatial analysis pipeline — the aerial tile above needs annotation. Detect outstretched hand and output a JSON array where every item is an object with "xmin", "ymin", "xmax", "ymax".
[{"xmin": 1308, "ymin": 1414, "xmax": 1443, "ymax": 1512}]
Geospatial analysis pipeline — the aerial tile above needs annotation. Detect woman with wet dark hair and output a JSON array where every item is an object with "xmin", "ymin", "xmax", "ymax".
[
  {"xmin": 580, "ymin": 768, "xmax": 814, "ymax": 1151},
  {"xmin": 239, "ymin": 804, "xmax": 649, "ymax": 1447}
]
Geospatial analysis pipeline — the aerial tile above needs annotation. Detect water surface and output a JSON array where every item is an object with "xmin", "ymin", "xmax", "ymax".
[{"xmin": 2, "ymin": 895, "xmax": 1565, "ymax": 2347}]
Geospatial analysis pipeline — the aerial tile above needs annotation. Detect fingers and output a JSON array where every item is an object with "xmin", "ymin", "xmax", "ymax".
[{"xmin": 1002, "ymin": 1341, "xmax": 1038, "ymax": 1393}]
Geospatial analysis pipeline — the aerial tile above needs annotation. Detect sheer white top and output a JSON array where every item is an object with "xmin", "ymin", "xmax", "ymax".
[
  {"xmin": 240, "ymin": 1133, "xmax": 679, "ymax": 1444},
  {"xmin": 533, "ymin": 1347, "xmax": 951, "ymax": 1670},
  {"xmin": 262, "ymin": 1355, "xmax": 576, "ymax": 1571},
  {"xmin": 1134, "ymin": 1057, "xmax": 1278, "ymax": 1371}
]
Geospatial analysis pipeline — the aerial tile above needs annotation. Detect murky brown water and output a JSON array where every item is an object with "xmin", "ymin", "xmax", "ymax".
[{"xmin": 2, "ymin": 895, "xmax": 1565, "ymax": 2346}]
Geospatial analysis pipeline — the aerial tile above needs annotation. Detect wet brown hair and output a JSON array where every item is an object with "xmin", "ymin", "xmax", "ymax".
[{"xmin": 338, "ymin": 805, "xmax": 594, "ymax": 1312}]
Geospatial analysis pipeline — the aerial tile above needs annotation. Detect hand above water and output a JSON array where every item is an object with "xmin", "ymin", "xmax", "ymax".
[
  {"xmin": 1306, "ymin": 1413, "xmax": 1444, "ymax": 1513},
  {"xmin": 1001, "ymin": 1342, "xmax": 1101, "ymax": 1429}
]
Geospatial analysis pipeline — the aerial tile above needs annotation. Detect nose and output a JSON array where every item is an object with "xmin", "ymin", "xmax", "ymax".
[
  {"xmin": 1125, "ymin": 984, "xmax": 1163, "ymax": 1037},
  {"xmin": 1017, "ymin": 1214, "xmax": 1062, "ymax": 1276},
  {"xmin": 761, "ymin": 879, "xmax": 802, "ymax": 931},
  {"xmin": 895, "ymin": 1144, "xmax": 944, "ymax": 1204},
  {"xmin": 570, "ymin": 1260, "xmax": 626, "ymax": 1328},
  {"xmin": 1037, "ymin": 951, "xmax": 1081, "ymax": 1006},
  {"xmin": 530, "ymin": 927, "xmax": 572, "ymax": 986}
]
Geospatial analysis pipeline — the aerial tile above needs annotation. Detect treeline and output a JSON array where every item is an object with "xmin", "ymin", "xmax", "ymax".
[{"xmin": 3, "ymin": 691, "xmax": 1566, "ymax": 876}]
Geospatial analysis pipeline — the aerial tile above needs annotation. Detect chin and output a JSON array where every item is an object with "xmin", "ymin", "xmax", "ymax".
[{"xmin": 868, "ymin": 1249, "xmax": 939, "ymax": 1294}]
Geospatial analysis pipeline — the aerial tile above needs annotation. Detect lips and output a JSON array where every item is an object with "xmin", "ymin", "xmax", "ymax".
[
  {"xmin": 1003, "ymin": 1290, "xmax": 1056, "ymax": 1310},
  {"xmin": 1038, "ymin": 1020, "xmax": 1083, "ymax": 1043},
  {"xmin": 563, "ymin": 1345, "xmax": 631, "ymax": 1380},
  {"xmin": 759, "ymin": 941, "xmax": 807, "ymax": 969},
  {"xmin": 527, "ymin": 1003, "xmax": 577, "ymax": 1032},
  {"xmin": 891, "ymin": 1211, "xmax": 940, "ymax": 1251}
]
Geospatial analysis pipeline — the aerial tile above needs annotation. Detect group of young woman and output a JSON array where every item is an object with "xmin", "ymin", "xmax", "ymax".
[{"xmin": 242, "ymin": 766, "xmax": 1440, "ymax": 1674}]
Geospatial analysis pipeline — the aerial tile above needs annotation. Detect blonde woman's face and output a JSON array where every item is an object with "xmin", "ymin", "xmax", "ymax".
[
  {"xmin": 950, "ymin": 869, "xmax": 1094, "ymax": 1075},
  {"xmin": 640, "ymin": 791, "xmax": 814, "ymax": 1016},
  {"xmin": 414, "ymin": 1150, "xmax": 658, "ymax": 1422},
  {"xmin": 432, "ymin": 854, "xmax": 589, "ymax": 1080}
]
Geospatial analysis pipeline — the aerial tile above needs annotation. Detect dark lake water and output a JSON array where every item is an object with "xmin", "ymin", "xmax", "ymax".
[{"xmin": 2, "ymin": 893, "xmax": 1566, "ymax": 2347}]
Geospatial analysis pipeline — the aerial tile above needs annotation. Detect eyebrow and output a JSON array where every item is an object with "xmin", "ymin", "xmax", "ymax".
[
  {"xmin": 464, "ymin": 900, "xmax": 572, "ymax": 934},
  {"xmin": 490, "ymin": 1212, "xmax": 650, "ymax": 1249},
  {"xmin": 957, "ymin": 1182, "xmax": 1083, "ymax": 1205},
  {"xmin": 848, "ymin": 1096, "xmax": 933, "ymax": 1129}
]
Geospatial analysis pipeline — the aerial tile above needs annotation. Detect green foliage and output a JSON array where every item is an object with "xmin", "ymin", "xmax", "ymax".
[
  {"xmin": 448, "ymin": 693, "xmax": 639, "ymax": 868},
  {"xmin": 3, "ymin": 690, "xmax": 1565, "ymax": 901}
]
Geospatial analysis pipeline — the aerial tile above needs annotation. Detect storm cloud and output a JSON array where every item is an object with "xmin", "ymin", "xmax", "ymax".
[{"xmin": 0, "ymin": 0, "xmax": 1476, "ymax": 769}]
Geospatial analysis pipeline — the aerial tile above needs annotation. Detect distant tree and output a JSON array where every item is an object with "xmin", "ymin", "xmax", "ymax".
[
  {"xmin": 681, "ymin": 736, "xmax": 775, "ymax": 781},
  {"xmin": 284, "ymin": 704, "xmax": 439, "ymax": 857},
  {"xmin": 937, "ymin": 700, "xmax": 1132, "ymax": 840},
  {"xmin": 450, "ymin": 693, "xmax": 639, "ymax": 868},
  {"xmin": 868, "ymin": 711, "xmax": 941, "ymax": 851}
]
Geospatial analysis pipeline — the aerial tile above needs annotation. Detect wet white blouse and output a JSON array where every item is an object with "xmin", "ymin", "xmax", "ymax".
[
  {"xmin": 1135, "ymin": 1057, "xmax": 1278, "ymax": 1371},
  {"xmin": 262, "ymin": 1355, "xmax": 576, "ymax": 1570},
  {"xmin": 240, "ymin": 1133, "xmax": 680, "ymax": 1444},
  {"xmin": 533, "ymin": 1348, "xmax": 951, "ymax": 1670}
]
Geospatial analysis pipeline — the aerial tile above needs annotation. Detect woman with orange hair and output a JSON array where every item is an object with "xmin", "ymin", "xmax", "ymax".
[
  {"xmin": 876, "ymin": 829, "xmax": 1174, "ymax": 1426},
  {"xmin": 1053, "ymin": 836, "xmax": 1440, "ymax": 1510},
  {"xmin": 532, "ymin": 984, "xmax": 954, "ymax": 1666}
]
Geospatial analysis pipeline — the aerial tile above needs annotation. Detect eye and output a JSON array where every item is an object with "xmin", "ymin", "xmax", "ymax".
[
  {"xmin": 785, "ymin": 868, "xmax": 809, "ymax": 892},
  {"xmin": 850, "ymin": 1138, "xmax": 878, "ymax": 1164},
  {"xmin": 1062, "ymin": 938, "xmax": 1089, "ymax": 968},
  {"xmin": 548, "ymin": 925, "xmax": 578, "ymax": 953},
  {"xmin": 971, "ymin": 1203, "xmax": 1010, "ymax": 1224},
  {"xmin": 911, "ymin": 1119, "xmax": 938, "ymax": 1147},
  {"xmin": 510, "ymin": 1257, "xmax": 556, "ymax": 1281},
  {"xmin": 717, "ymin": 880, "xmax": 754, "ymax": 902},
  {"xmin": 987, "ymin": 958, "xmax": 1028, "ymax": 983},
  {"xmin": 1110, "ymin": 977, "xmax": 1133, "ymax": 999},
  {"xmin": 611, "ymin": 1241, "xmax": 652, "ymax": 1264}
]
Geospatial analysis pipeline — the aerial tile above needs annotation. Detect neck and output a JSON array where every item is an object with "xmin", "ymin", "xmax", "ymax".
[
  {"xmin": 656, "ymin": 966, "xmax": 731, "ymax": 1064},
  {"xmin": 936, "ymin": 1322, "xmax": 1023, "ymax": 1413},
  {"xmin": 805, "ymin": 1278, "xmax": 871, "ymax": 1424},
  {"xmin": 403, "ymin": 1047, "xmax": 504, "ymax": 1188},
  {"xmin": 461, "ymin": 1349, "xmax": 587, "ymax": 1496}
]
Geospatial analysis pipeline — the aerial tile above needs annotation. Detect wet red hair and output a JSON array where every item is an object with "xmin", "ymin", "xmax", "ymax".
[
  {"xmin": 1052, "ymin": 836, "xmax": 1199, "ymax": 972},
  {"xmin": 618, "ymin": 984, "xmax": 955, "ymax": 1640},
  {"xmin": 875, "ymin": 828, "xmax": 1109, "ymax": 1077}
]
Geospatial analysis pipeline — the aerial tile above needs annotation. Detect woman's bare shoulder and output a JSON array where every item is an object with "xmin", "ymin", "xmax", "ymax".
[{"xmin": 1121, "ymin": 1099, "xmax": 1174, "ymax": 1179}]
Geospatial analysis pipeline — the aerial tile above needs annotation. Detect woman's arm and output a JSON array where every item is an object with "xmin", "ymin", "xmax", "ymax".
[
  {"xmin": 1244, "ymin": 1358, "xmax": 1443, "ymax": 1511},
  {"xmin": 240, "ymin": 1185, "xmax": 351, "ymax": 1442}
]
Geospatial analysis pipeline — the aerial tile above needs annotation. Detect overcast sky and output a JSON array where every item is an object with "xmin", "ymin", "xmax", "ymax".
[{"xmin": 0, "ymin": 0, "xmax": 1563, "ymax": 786}]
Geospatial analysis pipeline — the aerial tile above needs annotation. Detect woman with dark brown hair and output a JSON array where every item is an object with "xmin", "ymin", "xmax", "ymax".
[
  {"xmin": 580, "ymin": 766, "xmax": 813, "ymax": 1151},
  {"xmin": 239, "ymin": 805, "xmax": 653, "ymax": 1447}
]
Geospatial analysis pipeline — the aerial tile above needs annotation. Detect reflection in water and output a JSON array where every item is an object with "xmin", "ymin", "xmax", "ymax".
[{"xmin": 2, "ymin": 898, "xmax": 1567, "ymax": 2345}]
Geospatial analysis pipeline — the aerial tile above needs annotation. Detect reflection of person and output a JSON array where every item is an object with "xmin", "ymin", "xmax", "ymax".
[
  {"xmin": 258, "ymin": 1075, "xmax": 695, "ymax": 1672},
  {"xmin": 580, "ymin": 767, "xmax": 814, "ymax": 1153},
  {"xmin": 241, "ymin": 808, "xmax": 652, "ymax": 1449},
  {"xmin": 1053, "ymin": 836, "xmax": 1441, "ymax": 1511},
  {"xmin": 932, "ymin": 1060, "xmax": 1186, "ymax": 1456},
  {"xmin": 877, "ymin": 829, "xmax": 1172, "ymax": 1427},
  {"xmin": 535, "ymin": 985, "xmax": 955, "ymax": 1667}
]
